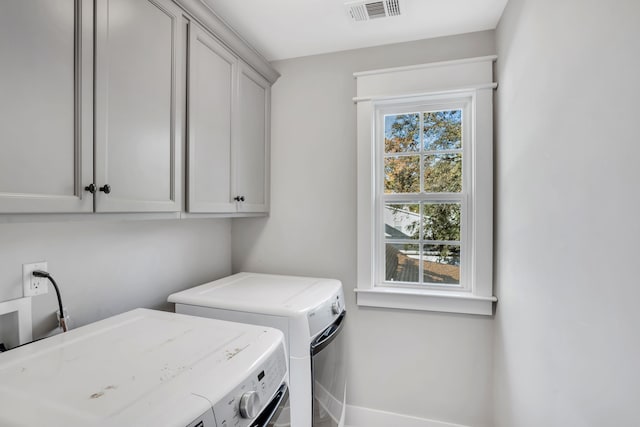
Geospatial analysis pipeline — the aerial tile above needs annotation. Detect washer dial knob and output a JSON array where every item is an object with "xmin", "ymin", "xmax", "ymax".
[
  {"xmin": 332, "ymin": 301, "xmax": 341, "ymax": 315},
  {"xmin": 239, "ymin": 391, "xmax": 260, "ymax": 419}
]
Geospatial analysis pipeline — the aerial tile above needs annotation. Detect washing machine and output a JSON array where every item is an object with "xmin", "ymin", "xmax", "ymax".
[
  {"xmin": 0, "ymin": 308, "xmax": 289, "ymax": 427},
  {"xmin": 168, "ymin": 272, "xmax": 347, "ymax": 427}
]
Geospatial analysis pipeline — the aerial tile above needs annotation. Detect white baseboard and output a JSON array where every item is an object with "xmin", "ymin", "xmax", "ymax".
[{"xmin": 345, "ymin": 405, "xmax": 471, "ymax": 427}]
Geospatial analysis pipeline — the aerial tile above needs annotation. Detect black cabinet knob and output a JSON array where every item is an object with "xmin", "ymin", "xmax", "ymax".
[
  {"xmin": 99, "ymin": 184, "xmax": 111, "ymax": 194},
  {"xmin": 240, "ymin": 196, "xmax": 245, "ymax": 202},
  {"xmin": 84, "ymin": 183, "xmax": 96, "ymax": 194},
  {"xmin": 234, "ymin": 196, "xmax": 246, "ymax": 202}
]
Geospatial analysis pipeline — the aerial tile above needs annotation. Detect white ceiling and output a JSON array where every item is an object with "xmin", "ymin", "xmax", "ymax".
[{"xmin": 201, "ymin": 0, "xmax": 508, "ymax": 61}]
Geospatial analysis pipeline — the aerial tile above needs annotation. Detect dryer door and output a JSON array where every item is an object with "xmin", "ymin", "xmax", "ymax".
[{"xmin": 310, "ymin": 311, "xmax": 347, "ymax": 427}]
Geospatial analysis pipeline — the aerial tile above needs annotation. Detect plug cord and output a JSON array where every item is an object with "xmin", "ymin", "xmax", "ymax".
[{"xmin": 32, "ymin": 270, "xmax": 68, "ymax": 332}]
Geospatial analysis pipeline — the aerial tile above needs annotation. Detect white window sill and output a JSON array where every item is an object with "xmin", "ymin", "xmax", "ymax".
[{"xmin": 355, "ymin": 287, "xmax": 497, "ymax": 315}]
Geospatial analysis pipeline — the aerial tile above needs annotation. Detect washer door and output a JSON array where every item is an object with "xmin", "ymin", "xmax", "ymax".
[
  {"xmin": 311, "ymin": 311, "xmax": 346, "ymax": 427},
  {"xmin": 250, "ymin": 383, "xmax": 289, "ymax": 427}
]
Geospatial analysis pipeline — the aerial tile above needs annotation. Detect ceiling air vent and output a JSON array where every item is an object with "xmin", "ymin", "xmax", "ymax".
[{"xmin": 346, "ymin": 0, "xmax": 402, "ymax": 22}]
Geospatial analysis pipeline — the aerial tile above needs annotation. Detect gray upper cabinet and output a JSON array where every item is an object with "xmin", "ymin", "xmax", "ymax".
[
  {"xmin": 187, "ymin": 23, "xmax": 237, "ymax": 213},
  {"xmin": 1, "ymin": 0, "xmax": 276, "ymax": 216},
  {"xmin": 186, "ymin": 27, "xmax": 271, "ymax": 214},
  {"xmin": 94, "ymin": 0, "xmax": 184, "ymax": 212},
  {"xmin": 0, "ymin": 0, "xmax": 93, "ymax": 213},
  {"xmin": 235, "ymin": 62, "xmax": 271, "ymax": 214}
]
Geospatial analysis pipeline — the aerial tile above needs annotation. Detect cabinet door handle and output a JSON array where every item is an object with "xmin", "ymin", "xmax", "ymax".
[
  {"xmin": 99, "ymin": 184, "xmax": 111, "ymax": 194},
  {"xmin": 240, "ymin": 196, "xmax": 245, "ymax": 202},
  {"xmin": 84, "ymin": 184, "xmax": 96, "ymax": 194},
  {"xmin": 234, "ymin": 196, "xmax": 245, "ymax": 202}
]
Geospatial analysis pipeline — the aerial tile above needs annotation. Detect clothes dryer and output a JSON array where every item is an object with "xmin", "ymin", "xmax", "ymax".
[{"xmin": 169, "ymin": 273, "xmax": 346, "ymax": 427}]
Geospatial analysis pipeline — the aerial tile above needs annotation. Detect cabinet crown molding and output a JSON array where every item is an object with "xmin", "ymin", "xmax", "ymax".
[{"xmin": 175, "ymin": 0, "xmax": 280, "ymax": 84}]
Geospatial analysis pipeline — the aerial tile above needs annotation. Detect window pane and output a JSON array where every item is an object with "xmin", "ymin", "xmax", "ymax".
[
  {"xmin": 384, "ymin": 156, "xmax": 420, "ymax": 193},
  {"xmin": 386, "ymin": 243, "xmax": 419, "ymax": 283},
  {"xmin": 423, "ymin": 244, "xmax": 460, "ymax": 285},
  {"xmin": 384, "ymin": 204, "xmax": 420, "ymax": 239},
  {"xmin": 423, "ymin": 203, "xmax": 461, "ymax": 241},
  {"xmin": 424, "ymin": 153, "xmax": 462, "ymax": 193},
  {"xmin": 385, "ymin": 113, "xmax": 419, "ymax": 153},
  {"xmin": 423, "ymin": 110, "xmax": 462, "ymax": 151}
]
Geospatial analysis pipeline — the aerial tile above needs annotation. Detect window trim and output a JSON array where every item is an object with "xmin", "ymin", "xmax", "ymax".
[{"xmin": 355, "ymin": 57, "xmax": 497, "ymax": 315}]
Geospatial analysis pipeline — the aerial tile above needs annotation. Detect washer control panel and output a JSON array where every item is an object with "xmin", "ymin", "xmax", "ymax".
[
  {"xmin": 186, "ymin": 409, "xmax": 216, "ymax": 427},
  {"xmin": 212, "ymin": 344, "xmax": 287, "ymax": 426}
]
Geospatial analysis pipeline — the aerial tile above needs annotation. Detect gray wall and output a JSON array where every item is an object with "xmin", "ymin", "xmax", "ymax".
[
  {"xmin": 0, "ymin": 218, "xmax": 231, "ymax": 342},
  {"xmin": 494, "ymin": 0, "xmax": 640, "ymax": 425},
  {"xmin": 232, "ymin": 31, "xmax": 496, "ymax": 426}
]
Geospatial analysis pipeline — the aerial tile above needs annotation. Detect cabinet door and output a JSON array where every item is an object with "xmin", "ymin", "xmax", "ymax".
[
  {"xmin": 234, "ymin": 62, "xmax": 271, "ymax": 213},
  {"xmin": 94, "ymin": 0, "xmax": 184, "ymax": 212},
  {"xmin": 187, "ymin": 24, "xmax": 237, "ymax": 213},
  {"xmin": 0, "ymin": 0, "xmax": 93, "ymax": 213}
]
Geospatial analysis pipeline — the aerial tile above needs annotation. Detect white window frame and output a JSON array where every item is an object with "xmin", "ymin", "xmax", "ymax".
[
  {"xmin": 355, "ymin": 56, "xmax": 497, "ymax": 315},
  {"xmin": 376, "ymin": 97, "xmax": 470, "ymax": 291}
]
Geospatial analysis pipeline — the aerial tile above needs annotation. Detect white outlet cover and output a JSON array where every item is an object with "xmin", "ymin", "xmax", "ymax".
[{"xmin": 22, "ymin": 262, "xmax": 48, "ymax": 297}]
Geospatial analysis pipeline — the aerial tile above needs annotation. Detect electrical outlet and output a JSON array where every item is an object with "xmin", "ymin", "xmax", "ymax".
[{"xmin": 23, "ymin": 262, "xmax": 48, "ymax": 297}]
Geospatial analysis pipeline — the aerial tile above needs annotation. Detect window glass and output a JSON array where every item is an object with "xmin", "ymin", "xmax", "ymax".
[
  {"xmin": 381, "ymin": 107, "xmax": 464, "ymax": 286},
  {"xmin": 423, "ymin": 110, "xmax": 462, "ymax": 151},
  {"xmin": 423, "ymin": 153, "xmax": 462, "ymax": 192},
  {"xmin": 384, "ymin": 204, "xmax": 420, "ymax": 239},
  {"xmin": 384, "ymin": 156, "xmax": 420, "ymax": 193},
  {"xmin": 422, "ymin": 203, "xmax": 461, "ymax": 241},
  {"xmin": 385, "ymin": 243, "xmax": 420, "ymax": 283},
  {"xmin": 422, "ymin": 244, "xmax": 460, "ymax": 285},
  {"xmin": 384, "ymin": 113, "xmax": 420, "ymax": 153}
]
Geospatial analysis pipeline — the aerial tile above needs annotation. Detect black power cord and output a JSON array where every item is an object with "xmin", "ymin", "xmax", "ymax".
[{"xmin": 32, "ymin": 270, "xmax": 68, "ymax": 332}]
